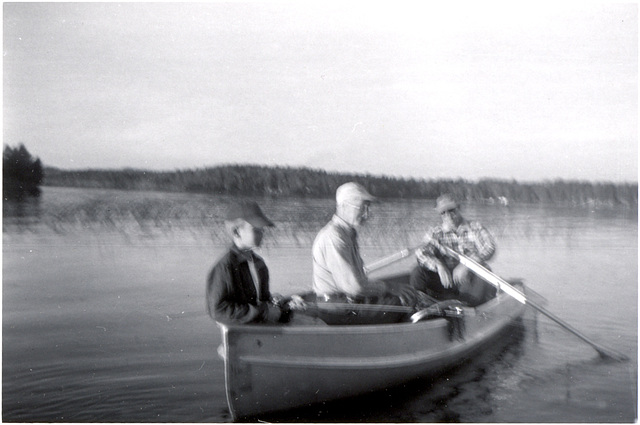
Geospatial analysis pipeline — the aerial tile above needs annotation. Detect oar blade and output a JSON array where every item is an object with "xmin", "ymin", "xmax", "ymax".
[{"xmin": 596, "ymin": 347, "xmax": 629, "ymax": 362}]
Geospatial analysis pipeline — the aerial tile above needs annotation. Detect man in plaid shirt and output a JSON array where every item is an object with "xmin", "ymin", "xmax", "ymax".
[{"xmin": 410, "ymin": 193, "xmax": 497, "ymax": 306}]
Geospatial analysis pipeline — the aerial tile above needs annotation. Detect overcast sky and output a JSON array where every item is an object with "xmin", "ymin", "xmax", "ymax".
[{"xmin": 3, "ymin": 2, "xmax": 637, "ymax": 182}]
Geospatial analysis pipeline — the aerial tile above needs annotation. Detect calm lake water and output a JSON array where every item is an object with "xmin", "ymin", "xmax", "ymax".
[{"xmin": 3, "ymin": 186, "xmax": 637, "ymax": 422}]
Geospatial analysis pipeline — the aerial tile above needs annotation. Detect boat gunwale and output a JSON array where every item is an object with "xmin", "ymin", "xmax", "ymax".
[{"xmin": 216, "ymin": 290, "xmax": 513, "ymax": 336}]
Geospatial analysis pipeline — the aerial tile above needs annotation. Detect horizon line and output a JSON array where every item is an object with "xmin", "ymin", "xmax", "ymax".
[{"xmin": 42, "ymin": 162, "xmax": 638, "ymax": 186}]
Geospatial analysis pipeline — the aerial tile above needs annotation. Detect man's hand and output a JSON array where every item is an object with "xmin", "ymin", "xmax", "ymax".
[
  {"xmin": 420, "ymin": 231, "xmax": 451, "ymax": 258},
  {"xmin": 437, "ymin": 263, "xmax": 455, "ymax": 288},
  {"xmin": 286, "ymin": 295, "xmax": 307, "ymax": 312},
  {"xmin": 272, "ymin": 294, "xmax": 308, "ymax": 312},
  {"xmin": 415, "ymin": 247, "xmax": 431, "ymax": 267},
  {"xmin": 271, "ymin": 293, "xmax": 286, "ymax": 306},
  {"xmin": 452, "ymin": 264, "xmax": 472, "ymax": 287},
  {"xmin": 421, "ymin": 230, "xmax": 435, "ymax": 245}
]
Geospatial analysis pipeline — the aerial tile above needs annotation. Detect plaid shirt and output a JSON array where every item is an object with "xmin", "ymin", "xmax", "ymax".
[{"xmin": 417, "ymin": 220, "xmax": 496, "ymax": 272}]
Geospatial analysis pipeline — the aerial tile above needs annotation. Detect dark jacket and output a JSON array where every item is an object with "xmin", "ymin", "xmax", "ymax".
[{"xmin": 206, "ymin": 245, "xmax": 272, "ymax": 324}]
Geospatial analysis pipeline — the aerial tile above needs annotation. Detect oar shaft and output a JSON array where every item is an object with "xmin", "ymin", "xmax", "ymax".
[
  {"xmin": 309, "ymin": 302, "xmax": 414, "ymax": 313},
  {"xmin": 440, "ymin": 244, "xmax": 627, "ymax": 361},
  {"xmin": 363, "ymin": 245, "xmax": 422, "ymax": 274},
  {"xmin": 453, "ymin": 252, "xmax": 527, "ymax": 304},
  {"xmin": 532, "ymin": 303, "xmax": 613, "ymax": 352}
]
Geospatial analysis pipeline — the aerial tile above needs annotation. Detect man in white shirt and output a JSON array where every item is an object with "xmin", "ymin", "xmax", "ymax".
[{"xmin": 312, "ymin": 182, "xmax": 417, "ymax": 324}]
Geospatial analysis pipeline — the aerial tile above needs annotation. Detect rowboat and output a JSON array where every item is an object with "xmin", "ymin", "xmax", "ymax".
[{"xmin": 216, "ymin": 273, "xmax": 526, "ymax": 421}]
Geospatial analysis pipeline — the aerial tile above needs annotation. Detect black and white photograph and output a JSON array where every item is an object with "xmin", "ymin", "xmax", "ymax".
[{"xmin": 3, "ymin": 2, "xmax": 637, "ymax": 422}]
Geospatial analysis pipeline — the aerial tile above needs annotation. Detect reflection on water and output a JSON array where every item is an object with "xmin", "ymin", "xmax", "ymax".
[
  {"xmin": 3, "ymin": 197, "xmax": 42, "ymax": 228},
  {"xmin": 2, "ymin": 187, "xmax": 637, "ymax": 422}
]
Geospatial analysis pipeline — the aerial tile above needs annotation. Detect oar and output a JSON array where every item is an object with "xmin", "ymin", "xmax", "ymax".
[
  {"xmin": 363, "ymin": 244, "xmax": 423, "ymax": 274},
  {"xmin": 438, "ymin": 244, "xmax": 628, "ymax": 362},
  {"xmin": 310, "ymin": 302, "xmax": 415, "ymax": 313}
]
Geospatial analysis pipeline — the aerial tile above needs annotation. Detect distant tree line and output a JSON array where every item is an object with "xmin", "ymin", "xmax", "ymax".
[
  {"xmin": 3, "ymin": 144, "xmax": 44, "ymax": 200},
  {"xmin": 42, "ymin": 164, "xmax": 637, "ymax": 207}
]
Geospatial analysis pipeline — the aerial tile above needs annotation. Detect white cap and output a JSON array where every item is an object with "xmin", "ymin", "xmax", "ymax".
[{"xmin": 335, "ymin": 182, "xmax": 376, "ymax": 205}]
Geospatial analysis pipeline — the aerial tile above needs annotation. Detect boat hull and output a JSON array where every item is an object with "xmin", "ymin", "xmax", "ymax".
[{"xmin": 217, "ymin": 280, "xmax": 525, "ymax": 420}]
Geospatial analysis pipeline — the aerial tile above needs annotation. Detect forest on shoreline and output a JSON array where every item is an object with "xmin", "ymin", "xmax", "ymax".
[{"xmin": 42, "ymin": 164, "xmax": 637, "ymax": 208}]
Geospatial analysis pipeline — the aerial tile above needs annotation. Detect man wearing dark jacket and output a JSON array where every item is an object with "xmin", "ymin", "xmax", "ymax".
[{"xmin": 206, "ymin": 201, "xmax": 288, "ymax": 324}]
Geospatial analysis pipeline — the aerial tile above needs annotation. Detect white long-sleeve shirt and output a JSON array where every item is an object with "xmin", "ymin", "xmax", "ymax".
[{"xmin": 312, "ymin": 215, "xmax": 385, "ymax": 297}]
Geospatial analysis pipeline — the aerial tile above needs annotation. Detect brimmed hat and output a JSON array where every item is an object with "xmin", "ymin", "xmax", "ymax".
[
  {"xmin": 336, "ymin": 182, "xmax": 376, "ymax": 205},
  {"xmin": 435, "ymin": 193, "xmax": 459, "ymax": 213},
  {"xmin": 225, "ymin": 201, "xmax": 275, "ymax": 227}
]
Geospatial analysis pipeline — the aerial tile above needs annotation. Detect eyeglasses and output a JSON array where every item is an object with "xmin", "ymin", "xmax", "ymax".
[
  {"xmin": 345, "ymin": 202, "xmax": 371, "ymax": 220},
  {"xmin": 345, "ymin": 202, "xmax": 369, "ymax": 212},
  {"xmin": 440, "ymin": 208, "xmax": 457, "ymax": 216}
]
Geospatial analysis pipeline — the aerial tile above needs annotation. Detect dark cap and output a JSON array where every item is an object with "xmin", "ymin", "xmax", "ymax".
[{"xmin": 225, "ymin": 201, "xmax": 275, "ymax": 228}]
